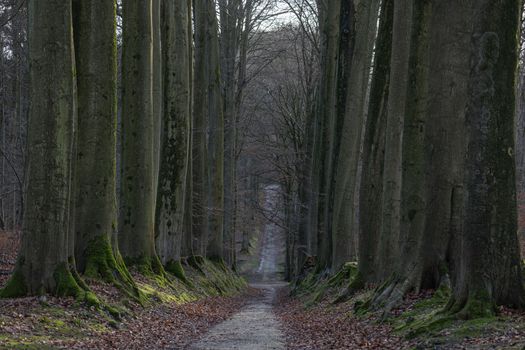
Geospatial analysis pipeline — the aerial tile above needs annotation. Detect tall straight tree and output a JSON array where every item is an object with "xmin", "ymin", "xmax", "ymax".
[
  {"xmin": 152, "ymin": 0, "xmax": 162, "ymax": 194},
  {"xmin": 182, "ymin": 0, "xmax": 195, "ymax": 258},
  {"xmin": 313, "ymin": 0, "xmax": 341, "ymax": 270},
  {"xmin": 72, "ymin": 0, "xmax": 136, "ymax": 289},
  {"xmin": 205, "ymin": 0, "xmax": 225, "ymax": 262},
  {"xmin": 331, "ymin": 0, "xmax": 381, "ymax": 270},
  {"xmin": 218, "ymin": 0, "xmax": 241, "ymax": 266},
  {"xmin": 449, "ymin": 0, "xmax": 524, "ymax": 318},
  {"xmin": 192, "ymin": 0, "xmax": 225, "ymax": 261},
  {"xmin": 362, "ymin": 0, "xmax": 414, "ymax": 285},
  {"xmin": 155, "ymin": 0, "xmax": 192, "ymax": 270},
  {"xmin": 354, "ymin": 0, "xmax": 393, "ymax": 290},
  {"xmin": 120, "ymin": 0, "xmax": 162, "ymax": 273},
  {"xmin": 192, "ymin": 0, "xmax": 210, "ymax": 256},
  {"xmin": 1, "ymin": 0, "xmax": 81, "ymax": 297}
]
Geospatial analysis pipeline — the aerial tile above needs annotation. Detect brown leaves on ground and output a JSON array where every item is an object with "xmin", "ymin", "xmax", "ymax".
[
  {"xmin": 0, "ymin": 282, "xmax": 252, "ymax": 349},
  {"xmin": 75, "ymin": 292, "xmax": 250, "ymax": 349},
  {"xmin": 275, "ymin": 288, "xmax": 413, "ymax": 350}
]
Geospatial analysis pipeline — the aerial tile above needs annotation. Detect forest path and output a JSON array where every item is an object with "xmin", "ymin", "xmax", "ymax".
[
  {"xmin": 187, "ymin": 183, "xmax": 287, "ymax": 349},
  {"xmin": 187, "ymin": 282, "xmax": 287, "ymax": 350},
  {"xmin": 256, "ymin": 183, "xmax": 286, "ymax": 281}
]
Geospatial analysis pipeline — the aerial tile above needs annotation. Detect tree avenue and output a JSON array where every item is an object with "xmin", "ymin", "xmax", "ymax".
[{"xmin": 1, "ymin": 0, "xmax": 525, "ymax": 341}]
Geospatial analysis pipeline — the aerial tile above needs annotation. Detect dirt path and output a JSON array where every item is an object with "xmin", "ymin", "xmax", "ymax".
[
  {"xmin": 187, "ymin": 282, "xmax": 286, "ymax": 350},
  {"xmin": 256, "ymin": 184, "xmax": 286, "ymax": 281},
  {"xmin": 188, "ymin": 184, "xmax": 287, "ymax": 350}
]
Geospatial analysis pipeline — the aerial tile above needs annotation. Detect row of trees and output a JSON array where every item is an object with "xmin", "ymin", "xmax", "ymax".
[
  {"xmin": 0, "ymin": 0, "xmax": 271, "ymax": 297},
  {"xmin": 281, "ymin": 0, "xmax": 525, "ymax": 319}
]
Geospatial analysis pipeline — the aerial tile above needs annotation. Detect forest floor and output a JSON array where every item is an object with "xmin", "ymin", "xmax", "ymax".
[
  {"xmin": 280, "ymin": 264, "xmax": 525, "ymax": 350},
  {"xmin": 0, "ymin": 230, "xmax": 253, "ymax": 349}
]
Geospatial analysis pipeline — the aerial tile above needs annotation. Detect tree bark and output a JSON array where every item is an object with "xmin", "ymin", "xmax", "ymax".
[
  {"xmin": 182, "ymin": 0, "xmax": 194, "ymax": 258},
  {"xmin": 152, "ymin": 0, "xmax": 163, "ymax": 207},
  {"xmin": 119, "ymin": 0, "xmax": 162, "ymax": 273},
  {"xmin": 350, "ymin": 0, "xmax": 393, "ymax": 291},
  {"xmin": 314, "ymin": 0, "xmax": 341, "ymax": 270},
  {"xmin": 206, "ymin": 0, "xmax": 225, "ymax": 261},
  {"xmin": 375, "ymin": 0, "xmax": 413, "ymax": 281},
  {"xmin": 192, "ymin": 0, "xmax": 210, "ymax": 257},
  {"xmin": 72, "ymin": 0, "xmax": 136, "ymax": 291},
  {"xmin": 155, "ymin": 0, "xmax": 192, "ymax": 268},
  {"xmin": 219, "ymin": 0, "xmax": 238, "ymax": 266},
  {"xmin": 1, "ymin": 0, "xmax": 81, "ymax": 297},
  {"xmin": 331, "ymin": 0, "xmax": 381, "ymax": 270},
  {"xmin": 449, "ymin": 0, "xmax": 525, "ymax": 318}
]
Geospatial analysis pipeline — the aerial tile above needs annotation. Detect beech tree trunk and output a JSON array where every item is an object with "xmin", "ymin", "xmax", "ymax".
[
  {"xmin": 206, "ymin": 0, "xmax": 225, "ymax": 261},
  {"xmin": 449, "ymin": 0, "xmax": 525, "ymax": 318},
  {"xmin": 219, "ymin": 0, "xmax": 241, "ymax": 267},
  {"xmin": 192, "ymin": 0, "xmax": 210, "ymax": 257},
  {"xmin": 72, "ymin": 0, "xmax": 135, "ymax": 290},
  {"xmin": 314, "ymin": 0, "xmax": 340, "ymax": 270},
  {"xmin": 331, "ymin": 0, "xmax": 381, "ymax": 270},
  {"xmin": 356, "ymin": 0, "xmax": 393, "ymax": 288},
  {"xmin": 182, "ymin": 0, "xmax": 194, "ymax": 258},
  {"xmin": 155, "ymin": 0, "xmax": 192, "ymax": 267},
  {"xmin": 374, "ymin": 0, "xmax": 413, "ymax": 282},
  {"xmin": 119, "ymin": 0, "xmax": 162, "ymax": 273},
  {"xmin": 152, "ymin": 0, "xmax": 163, "ymax": 202},
  {"xmin": 1, "ymin": 0, "xmax": 81, "ymax": 297}
]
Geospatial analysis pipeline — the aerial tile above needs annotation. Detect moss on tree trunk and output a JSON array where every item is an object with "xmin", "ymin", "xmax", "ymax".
[
  {"xmin": 155, "ymin": 0, "xmax": 191, "ymax": 267},
  {"xmin": 1, "ymin": 0, "xmax": 81, "ymax": 298},
  {"xmin": 71, "ymin": 0, "xmax": 138, "ymax": 296}
]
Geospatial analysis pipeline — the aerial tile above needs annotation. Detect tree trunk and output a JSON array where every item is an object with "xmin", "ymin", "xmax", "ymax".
[
  {"xmin": 315, "ymin": 0, "xmax": 341, "ymax": 270},
  {"xmin": 182, "ymin": 0, "xmax": 194, "ymax": 258},
  {"xmin": 152, "ymin": 0, "xmax": 163, "ymax": 207},
  {"xmin": 219, "ymin": 0, "xmax": 241, "ymax": 267},
  {"xmin": 192, "ymin": 0, "xmax": 210, "ymax": 257},
  {"xmin": 119, "ymin": 0, "xmax": 162, "ymax": 274},
  {"xmin": 349, "ymin": 0, "xmax": 393, "ymax": 291},
  {"xmin": 72, "ymin": 0, "xmax": 136, "ymax": 291},
  {"xmin": 1, "ymin": 0, "xmax": 82, "ymax": 297},
  {"xmin": 331, "ymin": 0, "xmax": 381, "ymax": 270},
  {"xmin": 374, "ymin": 0, "xmax": 413, "ymax": 282},
  {"xmin": 449, "ymin": 0, "xmax": 525, "ymax": 318},
  {"xmin": 155, "ymin": 0, "xmax": 192, "ymax": 268},
  {"xmin": 206, "ymin": 0, "xmax": 225, "ymax": 261}
]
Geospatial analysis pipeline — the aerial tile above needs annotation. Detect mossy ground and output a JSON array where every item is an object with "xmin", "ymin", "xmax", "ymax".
[
  {"xmin": 291, "ymin": 263, "xmax": 525, "ymax": 349},
  {"xmin": 0, "ymin": 258, "xmax": 247, "ymax": 349}
]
